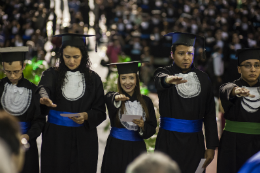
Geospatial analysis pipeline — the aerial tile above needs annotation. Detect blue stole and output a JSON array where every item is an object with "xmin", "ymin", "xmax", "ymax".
[
  {"xmin": 110, "ymin": 127, "xmax": 143, "ymax": 141},
  {"xmin": 238, "ymin": 151, "xmax": 260, "ymax": 173},
  {"xmin": 48, "ymin": 110, "xmax": 83, "ymax": 127},
  {"xmin": 20, "ymin": 122, "xmax": 31, "ymax": 134},
  {"xmin": 160, "ymin": 117, "xmax": 203, "ymax": 133}
]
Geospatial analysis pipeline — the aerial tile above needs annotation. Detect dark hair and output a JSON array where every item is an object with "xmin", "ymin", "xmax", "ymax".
[
  {"xmin": 55, "ymin": 45, "xmax": 93, "ymax": 100},
  {"xmin": 3, "ymin": 61, "xmax": 24, "ymax": 67},
  {"xmin": 0, "ymin": 111, "xmax": 20, "ymax": 155},
  {"xmin": 171, "ymin": 44, "xmax": 193, "ymax": 54},
  {"xmin": 116, "ymin": 73, "xmax": 149, "ymax": 124}
]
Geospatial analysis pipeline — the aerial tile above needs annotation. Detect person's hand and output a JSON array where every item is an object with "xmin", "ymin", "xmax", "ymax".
[
  {"xmin": 20, "ymin": 134, "xmax": 29, "ymax": 141},
  {"xmin": 115, "ymin": 94, "xmax": 130, "ymax": 102},
  {"xmin": 40, "ymin": 98, "xmax": 57, "ymax": 107},
  {"xmin": 165, "ymin": 75, "xmax": 187, "ymax": 85},
  {"xmin": 69, "ymin": 112, "xmax": 88, "ymax": 124},
  {"xmin": 232, "ymin": 87, "xmax": 255, "ymax": 98},
  {"xmin": 133, "ymin": 117, "xmax": 144, "ymax": 131},
  {"xmin": 202, "ymin": 149, "xmax": 215, "ymax": 169}
]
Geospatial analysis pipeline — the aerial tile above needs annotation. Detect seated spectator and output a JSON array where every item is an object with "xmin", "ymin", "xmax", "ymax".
[
  {"xmin": 126, "ymin": 152, "xmax": 181, "ymax": 173},
  {"xmin": 0, "ymin": 111, "xmax": 26, "ymax": 173}
]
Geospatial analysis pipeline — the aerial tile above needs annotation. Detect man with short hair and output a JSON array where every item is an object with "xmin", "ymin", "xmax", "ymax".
[
  {"xmin": 217, "ymin": 48, "xmax": 260, "ymax": 173},
  {"xmin": 0, "ymin": 46, "xmax": 45, "ymax": 173},
  {"xmin": 154, "ymin": 32, "xmax": 219, "ymax": 173},
  {"xmin": 126, "ymin": 152, "xmax": 181, "ymax": 173}
]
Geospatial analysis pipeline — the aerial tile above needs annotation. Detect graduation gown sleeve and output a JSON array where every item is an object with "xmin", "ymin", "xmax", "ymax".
[
  {"xmin": 154, "ymin": 67, "xmax": 173, "ymax": 91},
  {"xmin": 86, "ymin": 75, "xmax": 106, "ymax": 129},
  {"xmin": 219, "ymin": 82, "xmax": 238, "ymax": 111},
  {"xmin": 204, "ymin": 82, "xmax": 219, "ymax": 149}
]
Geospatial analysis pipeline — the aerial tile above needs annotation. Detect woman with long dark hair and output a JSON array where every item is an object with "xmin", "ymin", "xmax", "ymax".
[
  {"xmin": 37, "ymin": 34, "xmax": 106, "ymax": 173},
  {"xmin": 101, "ymin": 61, "xmax": 157, "ymax": 173}
]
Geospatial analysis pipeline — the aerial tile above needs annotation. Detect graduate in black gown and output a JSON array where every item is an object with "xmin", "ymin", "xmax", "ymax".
[
  {"xmin": 101, "ymin": 61, "xmax": 157, "ymax": 173},
  {"xmin": 0, "ymin": 46, "xmax": 45, "ymax": 173},
  {"xmin": 36, "ymin": 34, "xmax": 106, "ymax": 173},
  {"xmin": 154, "ymin": 32, "xmax": 219, "ymax": 173},
  {"xmin": 217, "ymin": 48, "xmax": 260, "ymax": 173}
]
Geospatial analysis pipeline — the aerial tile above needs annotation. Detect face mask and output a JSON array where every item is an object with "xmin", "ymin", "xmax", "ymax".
[
  {"xmin": 141, "ymin": 22, "xmax": 149, "ymax": 29},
  {"xmin": 152, "ymin": 18, "xmax": 160, "ymax": 24},
  {"xmin": 118, "ymin": 23, "xmax": 124, "ymax": 31},
  {"xmin": 155, "ymin": 1, "xmax": 162, "ymax": 7},
  {"xmin": 209, "ymin": 9, "xmax": 215, "ymax": 16},
  {"xmin": 242, "ymin": 23, "xmax": 248, "ymax": 30},
  {"xmin": 168, "ymin": 8, "xmax": 173, "ymax": 16}
]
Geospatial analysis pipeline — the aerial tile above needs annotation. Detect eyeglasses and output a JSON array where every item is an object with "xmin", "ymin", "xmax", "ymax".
[
  {"xmin": 4, "ymin": 68, "xmax": 23, "ymax": 75},
  {"xmin": 240, "ymin": 64, "xmax": 260, "ymax": 69}
]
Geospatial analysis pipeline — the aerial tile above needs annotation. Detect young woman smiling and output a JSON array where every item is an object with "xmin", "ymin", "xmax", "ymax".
[
  {"xmin": 101, "ymin": 61, "xmax": 157, "ymax": 173},
  {"xmin": 37, "ymin": 33, "xmax": 106, "ymax": 173}
]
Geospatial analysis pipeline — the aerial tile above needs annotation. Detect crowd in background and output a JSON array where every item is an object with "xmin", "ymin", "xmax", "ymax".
[
  {"xmin": 97, "ymin": 0, "xmax": 260, "ymax": 96},
  {"xmin": 1, "ymin": 0, "xmax": 260, "ymax": 95},
  {"xmin": 0, "ymin": 0, "xmax": 51, "ymax": 60}
]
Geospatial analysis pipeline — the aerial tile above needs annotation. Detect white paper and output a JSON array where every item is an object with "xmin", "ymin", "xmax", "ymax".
[
  {"xmin": 60, "ymin": 113, "xmax": 80, "ymax": 117},
  {"xmin": 121, "ymin": 114, "xmax": 142, "ymax": 122},
  {"xmin": 195, "ymin": 158, "xmax": 206, "ymax": 173}
]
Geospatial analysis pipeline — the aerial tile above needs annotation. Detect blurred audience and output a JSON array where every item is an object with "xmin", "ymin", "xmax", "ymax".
[
  {"xmin": 0, "ymin": 0, "xmax": 50, "ymax": 60},
  {"xmin": 126, "ymin": 152, "xmax": 181, "ymax": 173},
  {"xmin": 97, "ymin": 0, "xmax": 260, "ymax": 95}
]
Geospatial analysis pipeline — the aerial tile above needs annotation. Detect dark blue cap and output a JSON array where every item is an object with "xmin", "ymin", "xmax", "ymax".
[
  {"xmin": 236, "ymin": 48, "xmax": 260, "ymax": 65},
  {"xmin": 164, "ymin": 32, "xmax": 199, "ymax": 46}
]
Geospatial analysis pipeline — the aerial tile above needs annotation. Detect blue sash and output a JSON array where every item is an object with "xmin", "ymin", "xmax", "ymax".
[
  {"xmin": 160, "ymin": 117, "xmax": 203, "ymax": 133},
  {"xmin": 48, "ymin": 110, "xmax": 83, "ymax": 127},
  {"xmin": 110, "ymin": 127, "xmax": 143, "ymax": 141},
  {"xmin": 20, "ymin": 122, "xmax": 31, "ymax": 134}
]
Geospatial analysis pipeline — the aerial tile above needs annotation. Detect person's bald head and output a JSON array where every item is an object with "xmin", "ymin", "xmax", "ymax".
[{"xmin": 126, "ymin": 152, "xmax": 181, "ymax": 173}]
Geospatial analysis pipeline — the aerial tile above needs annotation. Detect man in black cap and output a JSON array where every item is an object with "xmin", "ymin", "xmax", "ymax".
[
  {"xmin": 154, "ymin": 32, "xmax": 219, "ymax": 173},
  {"xmin": 0, "ymin": 46, "xmax": 45, "ymax": 173},
  {"xmin": 217, "ymin": 48, "xmax": 260, "ymax": 173}
]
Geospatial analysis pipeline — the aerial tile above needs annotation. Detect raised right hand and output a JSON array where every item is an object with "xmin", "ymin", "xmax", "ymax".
[
  {"xmin": 40, "ymin": 97, "xmax": 57, "ymax": 107},
  {"xmin": 233, "ymin": 87, "xmax": 255, "ymax": 98},
  {"xmin": 115, "ymin": 94, "xmax": 130, "ymax": 102},
  {"xmin": 165, "ymin": 75, "xmax": 187, "ymax": 85}
]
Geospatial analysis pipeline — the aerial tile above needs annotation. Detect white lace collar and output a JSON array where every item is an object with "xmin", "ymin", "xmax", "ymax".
[
  {"xmin": 241, "ymin": 86, "xmax": 260, "ymax": 113},
  {"xmin": 175, "ymin": 72, "xmax": 201, "ymax": 98},
  {"xmin": 1, "ymin": 83, "xmax": 32, "ymax": 116},
  {"xmin": 119, "ymin": 100, "xmax": 146, "ymax": 131},
  {"xmin": 62, "ymin": 71, "xmax": 85, "ymax": 101}
]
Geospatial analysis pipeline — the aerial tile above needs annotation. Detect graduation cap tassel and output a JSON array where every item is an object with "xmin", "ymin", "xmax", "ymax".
[{"xmin": 95, "ymin": 42, "xmax": 97, "ymax": 52}]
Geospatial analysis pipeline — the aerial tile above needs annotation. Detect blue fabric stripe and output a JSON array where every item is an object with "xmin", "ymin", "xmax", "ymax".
[
  {"xmin": 20, "ymin": 122, "xmax": 31, "ymax": 134},
  {"xmin": 160, "ymin": 117, "xmax": 203, "ymax": 133},
  {"xmin": 110, "ymin": 127, "xmax": 143, "ymax": 141},
  {"xmin": 48, "ymin": 110, "xmax": 83, "ymax": 127}
]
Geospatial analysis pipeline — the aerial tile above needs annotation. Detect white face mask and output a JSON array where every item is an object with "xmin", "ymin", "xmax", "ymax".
[
  {"xmin": 154, "ymin": 33, "xmax": 160, "ymax": 41},
  {"xmin": 166, "ymin": 36, "xmax": 172, "ymax": 40},
  {"xmin": 141, "ymin": 22, "xmax": 149, "ymax": 29},
  {"xmin": 118, "ymin": 23, "xmax": 124, "ymax": 31},
  {"xmin": 209, "ymin": 9, "xmax": 215, "ymax": 16},
  {"xmin": 152, "ymin": 18, "xmax": 160, "ymax": 24},
  {"xmin": 143, "ymin": 0, "xmax": 149, "ymax": 4},
  {"xmin": 155, "ymin": 1, "xmax": 162, "ymax": 7},
  {"xmin": 242, "ymin": 23, "xmax": 248, "ymax": 30},
  {"xmin": 116, "ymin": 11, "xmax": 122, "ymax": 17},
  {"xmin": 168, "ymin": 8, "xmax": 174, "ymax": 16}
]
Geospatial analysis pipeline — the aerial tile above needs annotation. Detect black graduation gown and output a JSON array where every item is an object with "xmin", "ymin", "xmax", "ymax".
[
  {"xmin": 0, "ymin": 75, "xmax": 45, "ymax": 173},
  {"xmin": 217, "ymin": 78, "xmax": 260, "ymax": 173},
  {"xmin": 101, "ymin": 91, "xmax": 157, "ymax": 173},
  {"xmin": 36, "ymin": 67, "xmax": 106, "ymax": 173},
  {"xmin": 154, "ymin": 63, "xmax": 219, "ymax": 173}
]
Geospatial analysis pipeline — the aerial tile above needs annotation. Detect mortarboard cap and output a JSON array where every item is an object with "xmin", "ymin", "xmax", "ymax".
[
  {"xmin": 0, "ymin": 46, "xmax": 28, "ymax": 62},
  {"xmin": 164, "ymin": 32, "xmax": 206, "ymax": 58},
  {"xmin": 108, "ymin": 61, "xmax": 145, "ymax": 74},
  {"xmin": 53, "ymin": 33, "xmax": 96, "ymax": 48},
  {"xmin": 236, "ymin": 48, "xmax": 260, "ymax": 66}
]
